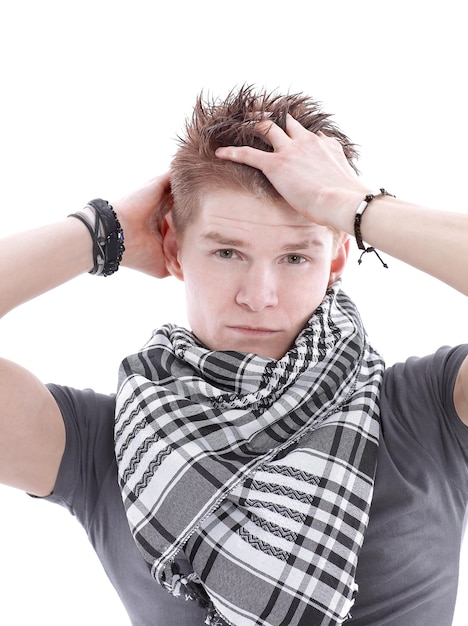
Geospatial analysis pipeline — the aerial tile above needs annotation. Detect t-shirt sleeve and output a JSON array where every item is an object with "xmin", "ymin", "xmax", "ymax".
[
  {"xmin": 381, "ymin": 345, "xmax": 468, "ymax": 490},
  {"xmin": 43, "ymin": 384, "xmax": 117, "ymax": 530}
]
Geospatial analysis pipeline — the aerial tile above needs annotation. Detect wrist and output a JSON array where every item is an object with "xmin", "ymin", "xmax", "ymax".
[
  {"xmin": 319, "ymin": 186, "xmax": 372, "ymax": 234},
  {"xmin": 353, "ymin": 189, "xmax": 396, "ymax": 267},
  {"xmin": 68, "ymin": 199, "xmax": 125, "ymax": 276}
]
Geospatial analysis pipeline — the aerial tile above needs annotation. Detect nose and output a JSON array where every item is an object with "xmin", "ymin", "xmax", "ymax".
[{"xmin": 235, "ymin": 264, "xmax": 279, "ymax": 311}]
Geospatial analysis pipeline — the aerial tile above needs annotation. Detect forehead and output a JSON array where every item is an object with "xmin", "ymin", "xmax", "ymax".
[{"xmin": 187, "ymin": 189, "xmax": 333, "ymax": 243}]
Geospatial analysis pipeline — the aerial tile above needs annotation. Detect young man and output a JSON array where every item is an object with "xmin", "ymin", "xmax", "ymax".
[{"xmin": 1, "ymin": 86, "xmax": 468, "ymax": 626}]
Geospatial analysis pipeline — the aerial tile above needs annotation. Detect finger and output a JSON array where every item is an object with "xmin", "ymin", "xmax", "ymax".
[
  {"xmin": 148, "ymin": 173, "xmax": 172, "ymax": 207},
  {"xmin": 285, "ymin": 113, "xmax": 311, "ymax": 138},
  {"xmin": 215, "ymin": 145, "xmax": 271, "ymax": 171},
  {"xmin": 157, "ymin": 171, "xmax": 171, "ymax": 185},
  {"xmin": 253, "ymin": 119, "xmax": 291, "ymax": 150},
  {"xmin": 147, "ymin": 171, "xmax": 171, "ymax": 192}
]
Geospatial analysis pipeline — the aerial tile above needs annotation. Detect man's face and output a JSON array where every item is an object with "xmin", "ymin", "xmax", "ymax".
[{"xmin": 168, "ymin": 189, "xmax": 348, "ymax": 360}]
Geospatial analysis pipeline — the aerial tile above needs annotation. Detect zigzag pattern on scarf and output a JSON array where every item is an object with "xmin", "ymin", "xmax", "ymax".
[
  {"xmin": 118, "ymin": 418, "xmax": 151, "ymax": 458},
  {"xmin": 237, "ymin": 528, "xmax": 291, "ymax": 561},
  {"xmin": 114, "ymin": 392, "xmax": 141, "ymax": 440},
  {"xmin": 258, "ymin": 463, "xmax": 321, "ymax": 485},
  {"xmin": 244, "ymin": 498, "xmax": 307, "ymax": 523},
  {"xmin": 121, "ymin": 435, "xmax": 164, "ymax": 485},
  {"xmin": 247, "ymin": 513, "xmax": 299, "ymax": 542},
  {"xmin": 247, "ymin": 479, "xmax": 317, "ymax": 505},
  {"xmin": 133, "ymin": 446, "xmax": 173, "ymax": 497}
]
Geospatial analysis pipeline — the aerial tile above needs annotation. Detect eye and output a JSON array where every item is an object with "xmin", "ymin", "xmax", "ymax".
[
  {"xmin": 285, "ymin": 254, "xmax": 306, "ymax": 264},
  {"xmin": 215, "ymin": 249, "xmax": 238, "ymax": 259}
]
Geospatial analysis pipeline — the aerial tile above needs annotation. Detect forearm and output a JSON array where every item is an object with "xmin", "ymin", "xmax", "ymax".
[
  {"xmin": 0, "ymin": 175, "xmax": 172, "ymax": 318},
  {"xmin": 0, "ymin": 218, "xmax": 93, "ymax": 318},
  {"xmin": 215, "ymin": 120, "xmax": 468, "ymax": 297},
  {"xmin": 328, "ymin": 190, "xmax": 468, "ymax": 296},
  {"xmin": 258, "ymin": 139, "xmax": 468, "ymax": 295}
]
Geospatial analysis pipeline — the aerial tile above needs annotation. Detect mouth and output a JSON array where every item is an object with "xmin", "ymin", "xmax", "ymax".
[{"xmin": 227, "ymin": 326, "xmax": 280, "ymax": 337}]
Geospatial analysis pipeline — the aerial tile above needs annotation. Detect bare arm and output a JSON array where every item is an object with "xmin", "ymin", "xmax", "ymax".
[
  {"xmin": 216, "ymin": 117, "xmax": 468, "ymax": 423},
  {"xmin": 0, "ymin": 360, "xmax": 66, "ymax": 496},
  {"xmin": 0, "ymin": 218, "xmax": 92, "ymax": 495},
  {"xmin": 0, "ymin": 174, "xmax": 171, "ymax": 319},
  {"xmin": 0, "ymin": 175, "xmax": 171, "ymax": 495},
  {"xmin": 216, "ymin": 116, "xmax": 468, "ymax": 296}
]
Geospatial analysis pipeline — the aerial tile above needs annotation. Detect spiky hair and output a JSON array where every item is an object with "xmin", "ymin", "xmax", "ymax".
[{"xmin": 169, "ymin": 85, "xmax": 358, "ymax": 232}]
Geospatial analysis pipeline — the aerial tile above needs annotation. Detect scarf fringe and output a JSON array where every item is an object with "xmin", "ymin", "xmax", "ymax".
[{"xmin": 163, "ymin": 567, "xmax": 224, "ymax": 625}]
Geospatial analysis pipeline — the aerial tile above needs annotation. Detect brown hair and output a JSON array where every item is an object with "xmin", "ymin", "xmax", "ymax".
[{"xmin": 169, "ymin": 85, "xmax": 358, "ymax": 233}]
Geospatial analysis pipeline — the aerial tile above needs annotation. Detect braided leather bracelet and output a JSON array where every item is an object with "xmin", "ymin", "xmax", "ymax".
[{"xmin": 69, "ymin": 199, "xmax": 125, "ymax": 276}]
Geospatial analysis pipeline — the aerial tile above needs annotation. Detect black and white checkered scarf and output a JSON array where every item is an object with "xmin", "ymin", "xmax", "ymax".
[{"xmin": 115, "ymin": 284, "xmax": 384, "ymax": 626}]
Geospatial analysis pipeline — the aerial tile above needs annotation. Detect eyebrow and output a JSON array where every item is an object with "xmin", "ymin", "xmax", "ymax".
[
  {"xmin": 199, "ymin": 230, "xmax": 324, "ymax": 251},
  {"xmin": 200, "ymin": 231, "xmax": 248, "ymax": 248},
  {"xmin": 279, "ymin": 239, "xmax": 325, "ymax": 252}
]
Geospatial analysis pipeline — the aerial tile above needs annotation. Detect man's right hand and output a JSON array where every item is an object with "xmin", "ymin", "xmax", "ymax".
[{"xmin": 114, "ymin": 173, "xmax": 172, "ymax": 278}]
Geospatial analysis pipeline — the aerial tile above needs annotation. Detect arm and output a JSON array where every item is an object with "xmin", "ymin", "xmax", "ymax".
[
  {"xmin": 0, "ymin": 174, "xmax": 171, "ymax": 318},
  {"xmin": 215, "ymin": 116, "xmax": 468, "ymax": 296},
  {"xmin": 215, "ymin": 117, "xmax": 468, "ymax": 423},
  {"xmin": 0, "ymin": 175, "xmax": 171, "ymax": 495}
]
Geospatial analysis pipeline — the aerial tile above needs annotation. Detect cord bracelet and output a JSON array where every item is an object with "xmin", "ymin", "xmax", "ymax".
[
  {"xmin": 69, "ymin": 199, "xmax": 125, "ymax": 276},
  {"xmin": 354, "ymin": 188, "xmax": 395, "ymax": 267}
]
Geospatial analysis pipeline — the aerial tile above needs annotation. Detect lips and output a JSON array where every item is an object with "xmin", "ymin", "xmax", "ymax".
[{"xmin": 228, "ymin": 326, "xmax": 279, "ymax": 335}]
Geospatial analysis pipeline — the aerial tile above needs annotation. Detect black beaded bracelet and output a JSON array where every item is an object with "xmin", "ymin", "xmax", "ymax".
[
  {"xmin": 69, "ymin": 199, "xmax": 125, "ymax": 276},
  {"xmin": 353, "ymin": 189, "xmax": 395, "ymax": 268}
]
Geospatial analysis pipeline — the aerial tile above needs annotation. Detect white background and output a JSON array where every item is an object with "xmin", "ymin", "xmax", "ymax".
[{"xmin": 1, "ymin": 1, "xmax": 468, "ymax": 624}]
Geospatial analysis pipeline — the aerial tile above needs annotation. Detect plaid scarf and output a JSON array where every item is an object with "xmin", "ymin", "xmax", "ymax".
[{"xmin": 115, "ymin": 284, "xmax": 384, "ymax": 626}]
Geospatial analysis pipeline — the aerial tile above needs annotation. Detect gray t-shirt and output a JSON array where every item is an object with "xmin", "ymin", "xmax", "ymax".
[{"xmin": 44, "ymin": 345, "xmax": 468, "ymax": 625}]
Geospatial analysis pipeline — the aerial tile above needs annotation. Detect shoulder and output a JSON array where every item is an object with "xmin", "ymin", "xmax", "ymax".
[
  {"xmin": 46, "ymin": 384, "xmax": 116, "ymax": 460},
  {"xmin": 46, "ymin": 384, "xmax": 116, "ymax": 444},
  {"xmin": 47, "ymin": 384, "xmax": 115, "ymax": 426},
  {"xmin": 379, "ymin": 346, "xmax": 468, "ymax": 487},
  {"xmin": 381, "ymin": 345, "xmax": 468, "ymax": 449},
  {"xmin": 454, "ymin": 354, "xmax": 468, "ymax": 426},
  {"xmin": 383, "ymin": 345, "xmax": 468, "ymax": 405},
  {"xmin": 44, "ymin": 384, "xmax": 116, "ymax": 516}
]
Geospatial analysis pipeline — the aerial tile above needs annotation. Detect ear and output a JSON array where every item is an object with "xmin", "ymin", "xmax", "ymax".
[
  {"xmin": 328, "ymin": 234, "xmax": 350, "ymax": 286},
  {"xmin": 162, "ymin": 213, "xmax": 184, "ymax": 281}
]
